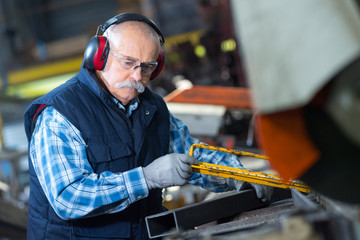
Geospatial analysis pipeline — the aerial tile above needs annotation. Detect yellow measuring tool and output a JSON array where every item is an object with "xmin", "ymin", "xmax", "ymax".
[{"xmin": 189, "ymin": 143, "xmax": 311, "ymax": 193}]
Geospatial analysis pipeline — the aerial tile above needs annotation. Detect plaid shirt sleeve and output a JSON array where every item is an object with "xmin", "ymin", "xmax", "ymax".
[
  {"xmin": 168, "ymin": 112, "xmax": 245, "ymax": 192},
  {"xmin": 29, "ymin": 106, "xmax": 149, "ymax": 220}
]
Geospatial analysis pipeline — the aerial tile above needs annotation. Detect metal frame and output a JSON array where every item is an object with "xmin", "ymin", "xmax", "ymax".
[{"xmin": 145, "ymin": 188, "xmax": 291, "ymax": 238}]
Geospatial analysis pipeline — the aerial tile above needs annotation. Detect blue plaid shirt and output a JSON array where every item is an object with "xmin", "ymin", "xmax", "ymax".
[{"xmin": 29, "ymin": 101, "xmax": 244, "ymax": 220}]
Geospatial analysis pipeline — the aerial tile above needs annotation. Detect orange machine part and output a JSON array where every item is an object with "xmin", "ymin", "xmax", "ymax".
[
  {"xmin": 164, "ymin": 85, "xmax": 252, "ymax": 109},
  {"xmin": 256, "ymin": 108, "xmax": 320, "ymax": 180}
]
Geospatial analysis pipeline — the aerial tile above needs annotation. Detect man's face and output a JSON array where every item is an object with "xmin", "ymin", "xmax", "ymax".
[{"xmin": 97, "ymin": 23, "xmax": 160, "ymax": 105}]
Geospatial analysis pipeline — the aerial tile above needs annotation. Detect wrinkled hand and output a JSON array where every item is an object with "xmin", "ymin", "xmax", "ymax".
[
  {"xmin": 143, "ymin": 153, "xmax": 198, "ymax": 190},
  {"xmin": 227, "ymin": 179, "xmax": 273, "ymax": 202}
]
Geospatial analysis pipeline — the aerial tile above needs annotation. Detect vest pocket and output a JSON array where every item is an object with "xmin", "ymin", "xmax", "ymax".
[{"xmin": 86, "ymin": 142, "xmax": 133, "ymax": 173}]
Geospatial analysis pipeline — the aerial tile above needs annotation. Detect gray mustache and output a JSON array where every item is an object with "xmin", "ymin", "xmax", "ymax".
[{"xmin": 115, "ymin": 81, "xmax": 145, "ymax": 93}]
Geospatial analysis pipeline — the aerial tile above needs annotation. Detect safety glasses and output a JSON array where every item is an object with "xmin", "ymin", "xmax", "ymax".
[{"xmin": 111, "ymin": 51, "xmax": 158, "ymax": 75}]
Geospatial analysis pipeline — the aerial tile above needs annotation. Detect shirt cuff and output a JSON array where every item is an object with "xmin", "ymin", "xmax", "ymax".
[{"xmin": 123, "ymin": 167, "xmax": 149, "ymax": 203}]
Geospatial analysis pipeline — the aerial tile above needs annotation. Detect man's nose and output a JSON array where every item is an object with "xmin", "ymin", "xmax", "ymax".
[{"xmin": 131, "ymin": 66, "xmax": 142, "ymax": 81}]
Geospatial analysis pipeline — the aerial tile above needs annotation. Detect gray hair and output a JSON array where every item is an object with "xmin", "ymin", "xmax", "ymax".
[{"xmin": 103, "ymin": 21, "xmax": 161, "ymax": 49}]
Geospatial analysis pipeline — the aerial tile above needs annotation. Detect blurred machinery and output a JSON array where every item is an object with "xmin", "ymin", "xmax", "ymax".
[
  {"xmin": 165, "ymin": 84, "xmax": 255, "ymax": 149},
  {"xmin": 230, "ymin": 0, "xmax": 360, "ymax": 204},
  {"xmin": 0, "ymin": 101, "xmax": 29, "ymax": 239}
]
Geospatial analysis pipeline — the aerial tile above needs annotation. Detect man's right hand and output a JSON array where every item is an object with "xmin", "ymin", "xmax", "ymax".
[{"xmin": 143, "ymin": 153, "xmax": 198, "ymax": 190}]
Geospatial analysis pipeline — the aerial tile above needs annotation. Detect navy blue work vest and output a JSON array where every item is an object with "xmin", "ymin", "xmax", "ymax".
[{"xmin": 24, "ymin": 65, "xmax": 170, "ymax": 239}]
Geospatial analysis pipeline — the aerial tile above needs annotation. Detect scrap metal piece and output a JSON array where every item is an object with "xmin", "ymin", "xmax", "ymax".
[
  {"xmin": 291, "ymin": 188, "xmax": 319, "ymax": 211},
  {"xmin": 145, "ymin": 188, "xmax": 291, "ymax": 239}
]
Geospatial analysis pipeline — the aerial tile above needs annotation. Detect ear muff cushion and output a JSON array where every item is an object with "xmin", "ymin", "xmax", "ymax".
[
  {"xmin": 84, "ymin": 36, "xmax": 109, "ymax": 70},
  {"xmin": 150, "ymin": 50, "xmax": 165, "ymax": 80}
]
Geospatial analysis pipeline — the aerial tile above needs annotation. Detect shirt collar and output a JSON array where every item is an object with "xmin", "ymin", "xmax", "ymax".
[{"xmin": 112, "ymin": 96, "xmax": 140, "ymax": 117}]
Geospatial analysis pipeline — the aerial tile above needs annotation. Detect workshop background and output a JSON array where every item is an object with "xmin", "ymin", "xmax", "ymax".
[{"xmin": 0, "ymin": 0, "xmax": 360, "ymax": 239}]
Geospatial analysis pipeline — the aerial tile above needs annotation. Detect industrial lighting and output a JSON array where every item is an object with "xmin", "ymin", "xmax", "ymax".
[
  {"xmin": 194, "ymin": 44, "xmax": 207, "ymax": 58},
  {"xmin": 221, "ymin": 38, "xmax": 237, "ymax": 52},
  {"xmin": 0, "ymin": 181, "xmax": 9, "ymax": 192}
]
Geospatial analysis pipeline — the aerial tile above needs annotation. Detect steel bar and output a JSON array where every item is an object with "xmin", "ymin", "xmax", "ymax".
[
  {"xmin": 189, "ymin": 143, "xmax": 311, "ymax": 193},
  {"xmin": 145, "ymin": 188, "xmax": 291, "ymax": 239},
  {"xmin": 187, "ymin": 200, "xmax": 296, "ymax": 236}
]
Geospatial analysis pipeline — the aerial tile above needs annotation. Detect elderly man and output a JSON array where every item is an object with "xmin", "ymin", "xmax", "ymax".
[{"xmin": 24, "ymin": 13, "xmax": 272, "ymax": 240}]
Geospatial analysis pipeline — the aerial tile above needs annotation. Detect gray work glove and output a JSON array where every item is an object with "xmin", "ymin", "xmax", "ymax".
[
  {"xmin": 143, "ymin": 153, "xmax": 198, "ymax": 190},
  {"xmin": 227, "ymin": 179, "xmax": 274, "ymax": 202}
]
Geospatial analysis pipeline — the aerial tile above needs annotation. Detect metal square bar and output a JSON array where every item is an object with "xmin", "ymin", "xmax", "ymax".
[{"xmin": 145, "ymin": 188, "xmax": 291, "ymax": 238}]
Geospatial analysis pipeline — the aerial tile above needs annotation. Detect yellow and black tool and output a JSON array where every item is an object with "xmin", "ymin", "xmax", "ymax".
[{"xmin": 189, "ymin": 143, "xmax": 311, "ymax": 193}]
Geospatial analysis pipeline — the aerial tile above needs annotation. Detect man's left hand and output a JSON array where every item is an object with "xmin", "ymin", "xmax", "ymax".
[{"xmin": 228, "ymin": 179, "xmax": 274, "ymax": 202}]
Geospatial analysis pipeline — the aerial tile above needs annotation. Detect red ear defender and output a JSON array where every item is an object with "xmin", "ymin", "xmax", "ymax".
[
  {"xmin": 84, "ymin": 36, "xmax": 110, "ymax": 71},
  {"xmin": 150, "ymin": 50, "xmax": 165, "ymax": 80}
]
